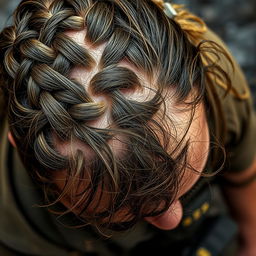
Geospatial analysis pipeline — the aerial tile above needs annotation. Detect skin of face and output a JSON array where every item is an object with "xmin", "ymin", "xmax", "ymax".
[
  {"xmin": 8, "ymin": 29, "xmax": 210, "ymax": 230},
  {"xmin": 145, "ymin": 101, "xmax": 210, "ymax": 229}
]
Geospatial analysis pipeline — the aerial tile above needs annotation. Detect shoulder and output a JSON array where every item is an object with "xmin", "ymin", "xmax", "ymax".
[{"xmin": 202, "ymin": 28, "xmax": 256, "ymax": 173}]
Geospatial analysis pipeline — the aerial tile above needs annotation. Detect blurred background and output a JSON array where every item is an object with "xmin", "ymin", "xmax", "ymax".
[
  {"xmin": 0, "ymin": 0, "xmax": 255, "ymax": 102},
  {"xmin": 176, "ymin": 0, "xmax": 256, "ymax": 104}
]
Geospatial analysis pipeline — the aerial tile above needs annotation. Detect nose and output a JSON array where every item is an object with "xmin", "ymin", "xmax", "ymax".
[{"xmin": 144, "ymin": 200, "xmax": 183, "ymax": 230}]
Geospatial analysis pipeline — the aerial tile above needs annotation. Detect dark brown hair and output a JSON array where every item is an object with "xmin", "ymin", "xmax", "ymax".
[{"xmin": 0, "ymin": 0, "xmax": 232, "ymax": 232}]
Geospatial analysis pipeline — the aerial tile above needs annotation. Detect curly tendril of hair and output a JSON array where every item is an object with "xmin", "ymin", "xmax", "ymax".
[{"xmin": 0, "ymin": 0, "xmax": 235, "ymax": 233}]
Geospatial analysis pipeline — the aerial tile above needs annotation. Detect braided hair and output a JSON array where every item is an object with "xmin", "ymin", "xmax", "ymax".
[{"xmin": 0, "ymin": 0, "xmax": 216, "ymax": 231}]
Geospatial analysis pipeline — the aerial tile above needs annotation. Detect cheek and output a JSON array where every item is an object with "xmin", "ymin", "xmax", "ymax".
[
  {"xmin": 178, "ymin": 170, "xmax": 201, "ymax": 197},
  {"xmin": 179, "ymin": 116, "xmax": 210, "ymax": 196}
]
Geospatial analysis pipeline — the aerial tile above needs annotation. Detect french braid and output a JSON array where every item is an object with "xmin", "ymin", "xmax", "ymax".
[{"xmin": 0, "ymin": 0, "xmax": 206, "ymax": 231}]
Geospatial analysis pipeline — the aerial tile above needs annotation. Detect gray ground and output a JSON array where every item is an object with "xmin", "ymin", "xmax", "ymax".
[{"xmin": 0, "ymin": 0, "xmax": 255, "ymax": 102}]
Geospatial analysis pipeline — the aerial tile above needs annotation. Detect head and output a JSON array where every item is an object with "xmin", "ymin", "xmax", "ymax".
[{"xmin": 0, "ymin": 0, "xmax": 216, "ymax": 233}]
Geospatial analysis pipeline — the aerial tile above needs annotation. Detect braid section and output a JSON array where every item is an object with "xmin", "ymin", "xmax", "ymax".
[{"xmin": 0, "ymin": 0, "xmax": 207, "ymax": 231}]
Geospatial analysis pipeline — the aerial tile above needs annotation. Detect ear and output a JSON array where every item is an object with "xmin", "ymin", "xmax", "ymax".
[{"xmin": 8, "ymin": 131, "xmax": 17, "ymax": 148}]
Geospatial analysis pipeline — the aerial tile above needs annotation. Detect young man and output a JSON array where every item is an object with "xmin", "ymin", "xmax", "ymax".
[{"xmin": 0, "ymin": 0, "xmax": 256, "ymax": 255}]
